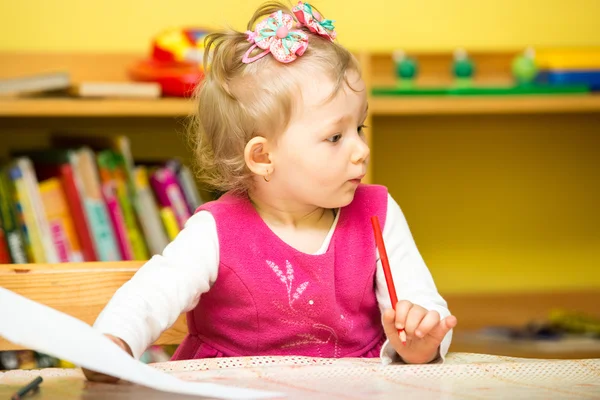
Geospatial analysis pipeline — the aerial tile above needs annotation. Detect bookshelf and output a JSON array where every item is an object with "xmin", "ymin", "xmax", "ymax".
[{"xmin": 1, "ymin": 51, "xmax": 599, "ymax": 359}]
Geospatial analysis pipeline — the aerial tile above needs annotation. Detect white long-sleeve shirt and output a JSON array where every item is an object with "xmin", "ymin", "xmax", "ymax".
[{"xmin": 94, "ymin": 193, "xmax": 452, "ymax": 363}]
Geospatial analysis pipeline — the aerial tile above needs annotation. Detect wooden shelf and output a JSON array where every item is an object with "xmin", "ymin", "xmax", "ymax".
[
  {"xmin": 0, "ymin": 261, "xmax": 186, "ymax": 351},
  {"xmin": 2, "ymin": 52, "xmax": 600, "ymax": 117},
  {"xmin": 451, "ymin": 332, "xmax": 600, "ymax": 360},
  {"xmin": 0, "ymin": 98, "xmax": 195, "ymax": 117},
  {"xmin": 370, "ymin": 94, "xmax": 600, "ymax": 116},
  {"xmin": 1, "ymin": 95, "xmax": 599, "ymax": 117}
]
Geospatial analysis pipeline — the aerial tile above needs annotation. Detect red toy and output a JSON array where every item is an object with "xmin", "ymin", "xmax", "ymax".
[{"xmin": 129, "ymin": 28, "xmax": 209, "ymax": 97}]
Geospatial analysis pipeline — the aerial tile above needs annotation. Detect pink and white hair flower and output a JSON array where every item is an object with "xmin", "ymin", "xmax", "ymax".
[
  {"xmin": 292, "ymin": 2, "xmax": 336, "ymax": 41},
  {"xmin": 242, "ymin": 10, "xmax": 309, "ymax": 64}
]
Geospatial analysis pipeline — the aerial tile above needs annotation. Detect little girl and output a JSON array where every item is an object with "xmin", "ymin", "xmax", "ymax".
[{"xmin": 85, "ymin": 0, "xmax": 457, "ymax": 382}]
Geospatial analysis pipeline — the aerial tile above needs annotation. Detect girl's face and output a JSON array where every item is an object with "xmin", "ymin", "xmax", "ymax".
[{"xmin": 269, "ymin": 69, "xmax": 370, "ymax": 209}]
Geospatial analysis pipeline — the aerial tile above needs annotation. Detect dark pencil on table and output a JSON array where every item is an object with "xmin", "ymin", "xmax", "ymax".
[{"xmin": 11, "ymin": 376, "xmax": 43, "ymax": 400}]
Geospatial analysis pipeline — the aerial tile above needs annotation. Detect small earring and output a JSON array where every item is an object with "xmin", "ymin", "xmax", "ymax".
[{"xmin": 263, "ymin": 172, "xmax": 271, "ymax": 182}]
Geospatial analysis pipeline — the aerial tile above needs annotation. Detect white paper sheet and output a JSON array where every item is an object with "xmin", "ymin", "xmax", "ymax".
[{"xmin": 0, "ymin": 288, "xmax": 282, "ymax": 399}]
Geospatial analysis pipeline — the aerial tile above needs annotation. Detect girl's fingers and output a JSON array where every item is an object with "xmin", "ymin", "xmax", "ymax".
[
  {"xmin": 428, "ymin": 315, "xmax": 458, "ymax": 343},
  {"xmin": 404, "ymin": 305, "xmax": 427, "ymax": 337},
  {"xmin": 414, "ymin": 310, "xmax": 440, "ymax": 338},
  {"xmin": 382, "ymin": 308, "xmax": 401, "ymax": 344},
  {"xmin": 394, "ymin": 300, "xmax": 413, "ymax": 330}
]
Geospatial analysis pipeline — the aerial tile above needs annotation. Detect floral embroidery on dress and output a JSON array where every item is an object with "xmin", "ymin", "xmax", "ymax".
[
  {"xmin": 265, "ymin": 259, "xmax": 348, "ymax": 357},
  {"xmin": 266, "ymin": 260, "xmax": 309, "ymax": 308}
]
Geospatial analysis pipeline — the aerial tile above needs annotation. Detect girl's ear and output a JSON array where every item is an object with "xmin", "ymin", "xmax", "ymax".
[{"xmin": 244, "ymin": 136, "xmax": 274, "ymax": 179}]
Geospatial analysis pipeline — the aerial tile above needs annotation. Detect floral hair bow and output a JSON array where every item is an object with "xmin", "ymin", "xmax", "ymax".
[
  {"xmin": 292, "ymin": 1, "xmax": 336, "ymax": 41},
  {"xmin": 242, "ymin": 10, "xmax": 308, "ymax": 64}
]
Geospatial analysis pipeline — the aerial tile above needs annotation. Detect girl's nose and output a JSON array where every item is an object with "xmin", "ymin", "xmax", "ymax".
[{"xmin": 351, "ymin": 136, "xmax": 370, "ymax": 164}]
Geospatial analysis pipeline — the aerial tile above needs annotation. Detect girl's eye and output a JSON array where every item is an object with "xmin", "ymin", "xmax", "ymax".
[
  {"xmin": 358, "ymin": 125, "xmax": 368, "ymax": 136},
  {"xmin": 327, "ymin": 134, "xmax": 342, "ymax": 143}
]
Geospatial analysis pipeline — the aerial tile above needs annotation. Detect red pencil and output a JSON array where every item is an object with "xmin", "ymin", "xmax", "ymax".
[{"xmin": 371, "ymin": 216, "xmax": 407, "ymax": 345}]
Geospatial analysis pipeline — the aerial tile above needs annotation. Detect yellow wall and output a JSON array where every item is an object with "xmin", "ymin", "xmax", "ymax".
[
  {"xmin": 1, "ymin": 0, "xmax": 600, "ymax": 52},
  {"xmin": 374, "ymin": 113, "xmax": 600, "ymax": 294}
]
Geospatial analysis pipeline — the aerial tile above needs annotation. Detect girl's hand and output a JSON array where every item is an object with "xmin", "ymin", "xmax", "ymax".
[
  {"xmin": 82, "ymin": 334, "xmax": 133, "ymax": 383},
  {"xmin": 382, "ymin": 300, "xmax": 458, "ymax": 364}
]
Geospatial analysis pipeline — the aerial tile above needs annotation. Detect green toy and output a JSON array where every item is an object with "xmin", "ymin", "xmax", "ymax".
[
  {"xmin": 452, "ymin": 48, "xmax": 475, "ymax": 88},
  {"xmin": 373, "ymin": 47, "xmax": 589, "ymax": 97},
  {"xmin": 393, "ymin": 50, "xmax": 418, "ymax": 88},
  {"xmin": 512, "ymin": 47, "xmax": 538, "ymax": 85}
]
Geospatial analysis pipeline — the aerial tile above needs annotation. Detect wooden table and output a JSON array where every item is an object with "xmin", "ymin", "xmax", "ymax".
[{"xmin": 1, "ymin": 353, "xmax": 599, "ymax": 399}]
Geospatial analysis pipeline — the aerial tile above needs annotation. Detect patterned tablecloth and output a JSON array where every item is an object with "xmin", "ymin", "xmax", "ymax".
[{"xmin": 1, "ymin": 353, "xmax": 599, "ymax": 399}]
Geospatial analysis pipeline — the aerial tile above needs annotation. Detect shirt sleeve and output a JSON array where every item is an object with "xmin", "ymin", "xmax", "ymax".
[
  {"xmin": 376, "ymin": 193, "xmax": 453, "ymax": 364},
  {"xmin": 93, "ymin": 210, "xmax": 220, "ymax": 359}
]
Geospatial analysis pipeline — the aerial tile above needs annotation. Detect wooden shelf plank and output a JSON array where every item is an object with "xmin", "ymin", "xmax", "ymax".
[
  {"xmin": 1, "ymin": 95, "xmax": 600, "ymax": 117},
  {"xmin": 370, "ymin": 94, "xmax": 600, "ymax": 115},
  {"xmin": 0, "ymin": 98, "xmax": 195, "ymax": 117},
  {"xmin": 0, "ymin": 260, "xmax": 186, "ymax": 351},
  {"xmin": 451, "ymin": 332, "xmax": 600, "ymax": 359}
]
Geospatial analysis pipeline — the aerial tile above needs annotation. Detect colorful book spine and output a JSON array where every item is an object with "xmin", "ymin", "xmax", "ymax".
[
  {"xmin": 9, "ymin": 149, "xmax": 99, "ymax": 262},
  {"xmin": 38, "ymin": 178, "xmax": 83, "ymax": 262},
  {"xmin": 15, "ymin": 158, "xmax": 59, "ymax": 263},
  {"xmin": 150, "ymin": 168, "xmax": 191, "ymax": 230},
  {"xmin": 116, "ymin": 177, "xmax": 148, "ymax": 260},
  {"xmin": 38, "ymin": 180, "xmax": 69, "ymax": 262},
  {"xmin": 83, "ymin": 197, "xmax": 122, "ymax": 261},
  {"xmin": 97, "ymin": 151, "xmax": 140, "ymax": 261},
  {"xmin": 111, "ymin": 137, "xmax": 164, "ymax": 257},
  {"xmin": 134, "ymin": 166, "xmax": 169, "ymax": 255},
  {"xmin": 0, "ymin": 169, "xmax": 28, "ymax": 264},
  {"xmin": 73, "ymin": 148, "xmax": 121, "ymax": 262},
  {"xmin": 51, "ymin": 134, "xmax": 157, "ymax": 258},
  {"xmin": 0, "ymin": 226, "xmax": 10, "ymax": 263},
  {"xmin": 111, "ymin": 155, "xmax": 148, "ymax": 261},
  {"xmin": 101, "ymin": 179, "xmax": 132, "ymax": 261},
  {"xmin": 166, "ymin": 159, "xmax": 204, "ymax": 213},
  {"xmin": 9, "ymin": 163, "xmax": 45, "ymax": 263},
  {"xmin": 159, "ymin": 206, "xmax": 180, "ymax": 241},
  {"xmin": 59, "ymin": 163, "xmax": 97, "ymax": 261}
]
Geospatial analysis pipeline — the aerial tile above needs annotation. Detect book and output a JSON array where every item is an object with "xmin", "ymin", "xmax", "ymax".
[
  {"xmin": 14, "ymin": 149, "xmax": 98, "ymax": 262},
  {"xmin": 58, "ymin": 163, "xmax": 97, "ymax": 261},
  {"xmin": 134, "ymin": 166, "xmax": 169, "ymax": 255},
  {"xmin": 72, "ymin": 148, "xmax": 121, "ymax": 261},
  {"xmin": 0, "ymin": 220, "xmax": 10, "ymax": 264},
  {"xmin": 150, "ymin": 167, "xmax": 191, "ymax": 230},
  {"xmin": 10, "ymin": 165, "xmax": 40, "ymax": 262},
  {"xmin": 9, "ymin": 158, "xmax": 59, "ymax": 263},
  {"xmin": 166, "ymin": 159, "xmax": 204, "ymax": 214},
  {"xmin": 159, "ymin": 206, "xmax": 180, "ymax": 241},
  {"xmin": 0, "ymin": 72, "xmax": 71, "ymax": 96},
  {"xmin": 51, "ymin": 134, "xmax": 167, "ymax": 256},
  {"xmin": 100, "ymin": 172, "xmax": 132, "ymax": 261},
  {"xmin": 0, "ymin": 168, "xmax": 28, "ymax": 263},
  {"xmin": 112, "ymin": 137, "xmax": 168, "ymax": 256},
  {"xmin": 97, "ymin": 151, "xmax": 148, "ymax": 261},
  {"xmin": 70, "ymin": 82, "xmax": 161, "ymax": 98},
  {"xmin": 38, "ymin": 178, "xmax": 83, "ymax": 262},
  {"xmin": 10, "ymin": 134, "xmax": 206, "ymax": 262}
]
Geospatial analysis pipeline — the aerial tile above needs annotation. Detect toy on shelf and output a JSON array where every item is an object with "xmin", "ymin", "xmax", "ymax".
[
  {"xmin": 512, "ymin": 47, "xmax": 538, "ymax": 86},
  {"xmin": 392, "ymin": 50, "xmax": 418, "ymax": 89},
  {"xmin": 373, "ymin": 47, "xmax": 591, "ymax": 97},
  {"xmin": 129, "ymin": 28, "xmax": 209, "ymax": 97},
  {"xmin": 452, "ymin": 48, "xmax": 475, "ymax": 88}
]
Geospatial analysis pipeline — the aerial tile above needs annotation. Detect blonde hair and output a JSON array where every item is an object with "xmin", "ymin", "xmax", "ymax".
[{"xmin": 189, "ymin": 1, "xmax": 361, "ymax": 194}]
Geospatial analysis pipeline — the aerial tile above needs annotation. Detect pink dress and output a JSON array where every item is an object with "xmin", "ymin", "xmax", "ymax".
[{"xmin": 172, "ymin": 184, "xmax": 388, "ymax": 360}]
